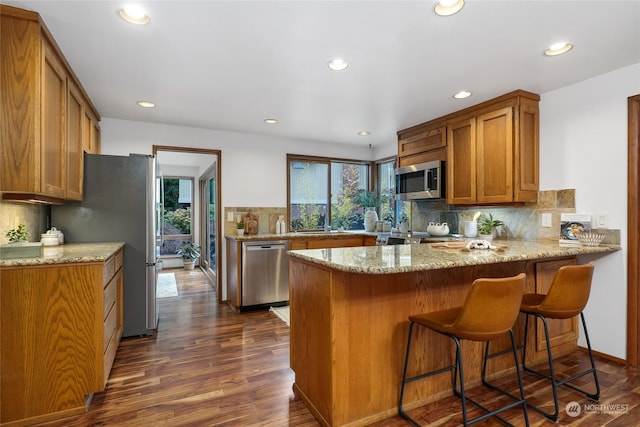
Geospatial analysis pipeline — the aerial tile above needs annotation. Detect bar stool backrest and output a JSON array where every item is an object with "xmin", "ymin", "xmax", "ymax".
[
  {"xmin": 453, "ymin": 273, "xmax": 526, "ymax": 341},
  {"xmin": 536, "ymin": 262, "xmax": 595, "ymax": 319}
]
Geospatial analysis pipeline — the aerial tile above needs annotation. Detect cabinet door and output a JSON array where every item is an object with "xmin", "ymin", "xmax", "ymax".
[
  {"xmin": 534, "ymin": 258, "xmax": 579, "ymax": 352},
  {"xmin": 41, "ymin": 38, "xmax": 66, "ymax": 198},
  {"xmin": 514, "ymin": 98, "xmax": 539, "ymax": 201},
  {"xmin": 398, "ymin": 126, "xmax": 446, "ymax": 157},
  {"xmin": 83, "ymin": 107, "xmax": 100, "ymax": 154},
  {"xmin": 476, "ymin": 107, "xmax": 513, "ymax": 203},
  {"xmin": 446, "ymin": 118, "xmax": 476, "ymax": 204},
  {"xmin": 66, "ymin": 79, "xmax": 84, "ymax": 200},
  {"xmin": 398, "ymin": 126, "xmax": 447, "ymax": 167}
]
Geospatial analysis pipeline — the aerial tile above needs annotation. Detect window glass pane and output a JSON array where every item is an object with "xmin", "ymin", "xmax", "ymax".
[
  {"xmin": 289, "ymin": 162, "xmax": 328, "ymax": 231},
  {"xmin": 161, "ymin": 177, "xmax": 193, "ymax": 256},
  {"xmin": 377, "ymin": 160, "xmax": 396, "ymax": 223},
  {"xmin": 331, "ymin": 162, "xmax": 368, "ymax": 230}
]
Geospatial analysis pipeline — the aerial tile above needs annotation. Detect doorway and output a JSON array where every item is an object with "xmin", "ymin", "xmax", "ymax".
[{"xmin": 153, "ymin": 145, "xmax": 222, "ymax": 302}]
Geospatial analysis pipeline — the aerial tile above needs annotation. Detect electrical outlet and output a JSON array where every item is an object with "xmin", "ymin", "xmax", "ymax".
[
  {"xmin": 227, "ymin": 212, "xmax": 234, "ymax": 222},
  {"xmin": 596, "ymin": 213, "xmax": 608, "ymax": 229},
  {"xmin": 541, "ymin": 213, "xmax": 552, "ymax": 227}
]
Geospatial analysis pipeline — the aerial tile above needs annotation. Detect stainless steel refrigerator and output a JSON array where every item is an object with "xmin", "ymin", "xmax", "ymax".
[{"xmin": 51, "ymin": 153, "xmax": 159, "ymax": 337}]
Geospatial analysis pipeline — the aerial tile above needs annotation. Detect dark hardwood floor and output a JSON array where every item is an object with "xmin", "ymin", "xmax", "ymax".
[{"xmin": 38, "ymin": 268, "xmax": 640, "ymax": 426}]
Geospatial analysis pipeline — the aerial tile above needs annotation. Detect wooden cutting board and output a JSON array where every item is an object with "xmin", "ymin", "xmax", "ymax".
[
  {"xmin": 243, "ymin": 212, "xmax": 258, "ymax": 235},
  {"xmin": 431, "ymin": 242, "xmax": 467, "ymax": 249}
]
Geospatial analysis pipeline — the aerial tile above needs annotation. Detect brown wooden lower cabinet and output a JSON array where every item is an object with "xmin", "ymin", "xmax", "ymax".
[
  {"xmin": 289, "ymin": 255, "xmax": 578, "ymax": 427},
  {"xmin": 0, "ymin": 248, "xmax": 123, "ymax": 426}
]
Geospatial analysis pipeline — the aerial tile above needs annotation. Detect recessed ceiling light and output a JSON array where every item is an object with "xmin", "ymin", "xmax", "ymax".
[
  {"xmin": 327, "ymin": 59, "xmax": 349, "ymax": 71},
  {"xmin": 544, "ymin": 42, "xmax": 573, "ymax": 56},
  {"xmin": 434, "ymin": 0, "xmax": 465, "ymax": 16},
  {"xmin": 264, "ymin": 118, "xmax": 278, "ymax": 124},
  {"xmin": 358, "ymin": 130, "xmax": 370, "ymax": 136},
  {"xmin": 453, "ymin": 90, "xmax": 472, "ymax": 99},
  {"xmin": 137, "ymin": 101, "xmax": 156, "ymax": 108},
  {"xmin": 118, "ymin": 5, "xmax": 150, "ymax": 25}
]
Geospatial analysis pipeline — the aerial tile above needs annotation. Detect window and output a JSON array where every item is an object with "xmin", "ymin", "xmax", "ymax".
[
  {"xmin": 160, "ymin": 177, "xmax": 193, "ymax": 256},
  {"xmin": 375, "ymin": 157, "xmax": 410, "ymax": 227},
  {"xmin": 288, "ymin": 155, "xmax": 371, "ymax": 231}
]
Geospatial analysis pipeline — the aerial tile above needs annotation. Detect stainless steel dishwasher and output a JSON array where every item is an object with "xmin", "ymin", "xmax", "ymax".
[{"xmin": 241, "ymin": 240, "xmax": 289, "ymax": 310}]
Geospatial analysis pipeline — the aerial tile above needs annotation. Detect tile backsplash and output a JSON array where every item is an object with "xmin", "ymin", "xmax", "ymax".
[
  {"xmin": 0, "ymin": 201, "xmax": 48, "ymax": 244},
  {"xmin": 412, "ymin": 188, "xmax": 620, "ymax": 244},
  {"xmin": 224, "ymin": 207, "xmax": 287, "ymax": 236}
]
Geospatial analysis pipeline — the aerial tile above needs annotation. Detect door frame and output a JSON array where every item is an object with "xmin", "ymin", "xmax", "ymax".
[
  {"xmin": 627, "ymin": 94, "xmax": 640, "ymax": 367},
  {"xmin": 153, "ymin": 145, "xmax": 223, "ymax": 302},
  {"xmin": 199, "ymin": 162, "xmax": 218, "ymax": 292}
]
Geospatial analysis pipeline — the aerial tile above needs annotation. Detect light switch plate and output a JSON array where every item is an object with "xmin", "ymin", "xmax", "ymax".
[
  {"xmin": 596, "ymin": 213, "xmax": 608, "ymax": 229},
  {"xmin": 541, "ymin": 213, "xmax": 552, "ymax": 227},
  {"xmin": 227, "ymin": 212, "xmax": 234, "ymax": 222}
]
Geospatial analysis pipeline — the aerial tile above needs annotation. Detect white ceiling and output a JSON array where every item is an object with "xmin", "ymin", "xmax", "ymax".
[{"xmin": 4, "ymin": 0, "xmax": 640, "ymax": 148}]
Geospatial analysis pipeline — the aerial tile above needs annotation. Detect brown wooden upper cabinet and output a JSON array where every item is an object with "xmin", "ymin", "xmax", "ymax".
[
  {"xmin": 398, "ymin": 90, "xmax": 539, "ymax": 205},
  {"xmin": 0, "ymin": 5, "xmax": 100, "ymax": 202},
  {"xmin": 397, "ymin": 124, "xmax": 447, "ymax": 167},
  {"xmin": 447, "ymin": 91, "xmax": 539, "ymax": 204}
]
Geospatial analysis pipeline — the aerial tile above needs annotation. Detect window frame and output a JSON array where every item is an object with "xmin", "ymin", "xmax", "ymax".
[{"xmin": 287, "ymin": 154, "xmax": 374, "ymax": 232}]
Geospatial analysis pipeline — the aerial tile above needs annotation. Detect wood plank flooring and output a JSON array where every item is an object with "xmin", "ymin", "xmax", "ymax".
[{"xmin": 37, "ymin": 268, "xmax": 640, "ymax": 426}]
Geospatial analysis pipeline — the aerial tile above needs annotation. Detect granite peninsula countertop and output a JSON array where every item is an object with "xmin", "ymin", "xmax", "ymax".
[
  {"xmin": 225, "ymin": 230, "xmax": 378, "ymax": 241},
  {"xmin": 0, "ymin": 242, "xmax": 125, "ymax": 267},
  {"xmin": 287, "ymin": 240, "xmax": 621, "ymax": 275}
]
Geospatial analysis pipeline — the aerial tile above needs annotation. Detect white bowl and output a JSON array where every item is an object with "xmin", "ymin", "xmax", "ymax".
[{"xmin": 578, "ymin": 232, "xmax": 605, "ymax": 247}]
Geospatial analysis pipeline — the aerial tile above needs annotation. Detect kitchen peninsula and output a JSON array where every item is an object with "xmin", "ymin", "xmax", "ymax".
[{"xmin": 287, "ymin": 240, "xmax": 620, "ymax": 427}]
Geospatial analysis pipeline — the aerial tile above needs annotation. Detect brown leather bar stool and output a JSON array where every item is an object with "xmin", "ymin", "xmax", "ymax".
[
  {"xmin": 398, "ymin": 273, "xmax": 529, "ymax": 427},
  {"xmin": 519, "ymin": 261, "xmax": 600, "ymax": 421}
]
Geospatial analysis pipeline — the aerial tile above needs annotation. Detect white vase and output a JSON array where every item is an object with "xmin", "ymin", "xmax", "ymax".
[
  {"xmin": 364, "ymin": 207, "xmax": 378, "ymax": 232},
  {"xmin": 237, "ymin": 229, "xmax": 245, "ymax": 236}
]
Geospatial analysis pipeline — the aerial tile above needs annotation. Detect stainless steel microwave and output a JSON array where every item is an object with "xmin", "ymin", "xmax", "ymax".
[{"xmin": 395, "ymin": 160, "xmax": 444, "ymax": 200}]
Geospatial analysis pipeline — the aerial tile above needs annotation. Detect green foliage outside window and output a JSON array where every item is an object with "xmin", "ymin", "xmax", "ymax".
[{"xmin": 164, "ymin": 207, "xmax": 192, "ymax": 234}]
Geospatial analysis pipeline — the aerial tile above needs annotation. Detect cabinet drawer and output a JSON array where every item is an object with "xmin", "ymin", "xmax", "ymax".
[
  {"xmin": 307, "ymin": 237, "xmax": 363, "ymax": 249},
  {"xmin": 103, "ymin": 276, "xmax": 117, "ymax": 320},
  {"xmin": 103, "ymin": 255, "xmax": 115, "ymax": 286},
  {"xmin": 103, "ymin": 303, "xmax": 117, "ymax": 353},
  {"xmin": 289, "ymin": 240, "xmax": 308, "ymax": 250},
  {"xmin": 115, "ymin": 249, "xmax": 123, "ymax": 272},
  {"xmin": 103, "ymin": 325, "xmax": 119, "ymax": 388}
]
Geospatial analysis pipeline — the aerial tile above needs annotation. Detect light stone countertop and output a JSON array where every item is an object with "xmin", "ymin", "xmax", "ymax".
[
  {"xmin": 287, "ymin": 240, "xmax": 621, "ymax": 275},
  {"xmin": 225, "ymin": 230, "xmax": 378, "ymax": 241},
  {"xmin": 0, "ymin": 242, "xmax": 125, "ymax": 267}
]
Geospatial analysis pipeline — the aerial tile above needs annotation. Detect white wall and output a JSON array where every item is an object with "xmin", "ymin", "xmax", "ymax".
[
  {"xmin": 539, "ymin": 62, "xmax": 640, "ymax": 359},
  {"xmin": 101, "ymin": 119, "xmax": 377, "ymax": 299}
]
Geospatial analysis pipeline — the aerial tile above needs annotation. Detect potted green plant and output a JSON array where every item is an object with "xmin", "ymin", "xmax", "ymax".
[
  {"xmin": 478, "ymin": 213, "xmax": 504, "ymax": 242},
  {"xmin": 1, "ymin": 224, "xmax": 42, "ymax": 259},
  {"xmin": 6, "ymin": 223, "xmax": 29, "ymax": 243},
  {"xmin": 236, "ymin": 220, "xmax": 245, "ymax": 236},
  {"xmin": 177, "ymin": 241, "xmax": 201, "ymax": 270}
]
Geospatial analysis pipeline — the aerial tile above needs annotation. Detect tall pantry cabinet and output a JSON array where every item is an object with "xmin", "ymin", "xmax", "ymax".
[{"xmin": 0, "ymin": 5, "xmax": 100, "ymax": 203}]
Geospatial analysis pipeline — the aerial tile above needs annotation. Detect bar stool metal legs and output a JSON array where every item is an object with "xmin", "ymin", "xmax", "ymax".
[
  {"xmin": 399, "ymin": 323, "xmax": 529, "ymax": 427},
  {"xmin": 398, "ymin": 273, "xmax": 529, "ymax": 427},
  {"xmin": 520, "ymin": 311, "xmax": 600, "ymax": 421}
]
